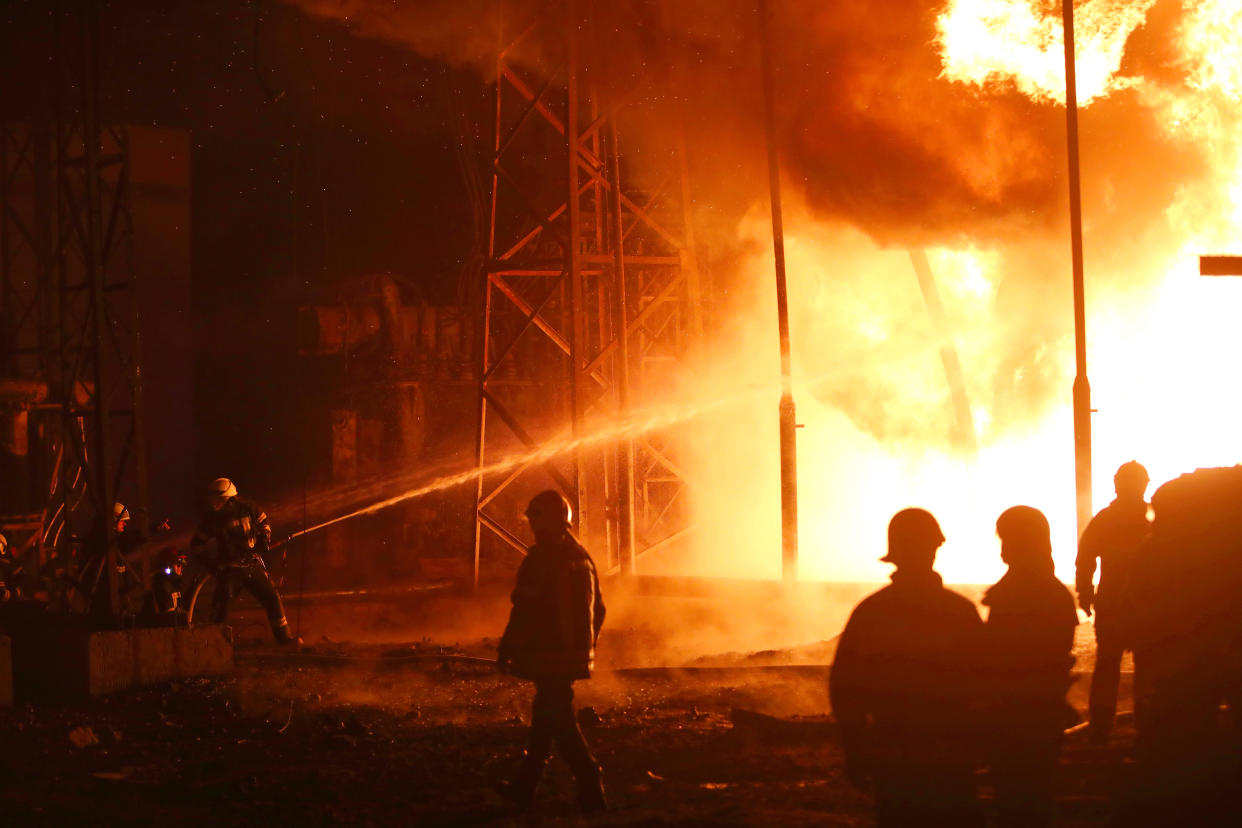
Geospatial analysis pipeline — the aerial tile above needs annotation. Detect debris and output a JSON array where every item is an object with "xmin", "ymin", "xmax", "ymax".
[
  {"xmin": 68, "ymin": 727, "xmax": 99, "ymax": 749},
  {"xmin": 646, "ymin": 770, "xmax": 665, "ymax": 782},
  {"xmin": 728, "ymin": 708, "xmax": 835, "ymax": 742}
]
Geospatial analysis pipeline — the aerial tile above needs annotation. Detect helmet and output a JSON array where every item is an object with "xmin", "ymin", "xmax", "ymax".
[
  {"xmin": 1114, "ymin": 460, "xmax": 1149, "ymax": 493},
  {"xmin": 995, "ymin": 505, "xmax": 1053, "ymax": 563},
  {"xmin": 525, "ymin": 490, "xmax": 573, "ymax": 526},
  {"xmin": 113, "ymin": 502, "xmax": 130, "ymax": 523},
  {"xmin": 0, "ymin": 532, "xmax": 7, "ymax": 555},
  {"xmin": 882, "ymin": 508, "xmax": 944, "ymax": 563},
  {"xmin": 156, "ymin": 545, "xmax": 187, "ymax": 569},
  {"xmin": 209, "ymin": 478, "xmax": 238, "ymax": 500}
]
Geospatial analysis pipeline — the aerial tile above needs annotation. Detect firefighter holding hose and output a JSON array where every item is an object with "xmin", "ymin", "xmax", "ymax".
[
  {"xmin": 496, "ymin": 490, "xmax": 607, "ymax": 814},
  {"xmin": 190, "ymin": 477, "xmax": 297, "ymax": 645}
]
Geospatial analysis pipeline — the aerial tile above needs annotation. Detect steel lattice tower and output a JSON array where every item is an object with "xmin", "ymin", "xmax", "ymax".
[{"xmin": 472, "ymin": 0, "xmax": 704, "ymax": 584}]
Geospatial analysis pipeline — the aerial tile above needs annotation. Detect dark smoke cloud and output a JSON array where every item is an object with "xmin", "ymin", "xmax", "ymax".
[{"xmin": 282, "ymin": 0, "xmax": 1201, "ymax": 250}]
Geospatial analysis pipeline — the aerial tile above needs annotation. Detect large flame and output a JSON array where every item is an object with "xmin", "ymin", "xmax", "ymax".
[
  {"xmin": 935, "ymin": 0, "xmax": 1156, "ymax": 105},
  {"xmin": 681, "ymin": 0, "xmax": 1242, "ymax": 585}
]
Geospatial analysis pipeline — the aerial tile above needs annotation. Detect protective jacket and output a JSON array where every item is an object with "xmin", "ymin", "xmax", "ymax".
[
  {"xmin": 830, "ymin": 569, "xmax": 985, "ymax": 770},
  {"xmin": 1076, "ymin": 497, "xmax": 1149, "ymax": 613},
  {"xmin": 982, "ymin": 567, "xmax": 1078, "ymax": 731},
  {"xmin": 151, "ymin": 567, "xmax": 185, "ymax": 613},
  {"xmin": 191, "ymin": 498, "xmax": 271, "ymax": 567},
  {"xmin": 0, "ymin": 551, "xmax": 21, "ymax": 599},
  {"xmin": 499, "ymin": 532, "xmax": 605, "ymax": 680}
]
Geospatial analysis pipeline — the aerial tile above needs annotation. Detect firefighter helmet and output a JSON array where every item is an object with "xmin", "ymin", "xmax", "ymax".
[
  {"xmin": 209, "ymin": 478, "xmax": 238, "ymax": 499},
  {"xmin": 113, "ymin": 502, "xmax": 130, "ymax": 523},
  {"xmin": 1114, "ymin": 460, "xmax": 1149, "ymax": 493},
  {"xmin": 995, "ymin": 505, "xmax": 1053, "ymax": 563},
  {"xmin": 525, "ymin": 490, "xmax": 572, "ymax": 527},
  {"xmin": 208, "ymin": 477, "xmax": 237, "ymax": 511},
  {"xmin": 881, "ymin": 508, "xmax": 944, "ymax": 563},
  {"xmin": 156, "ymin": 545, "xmax": 186, "ymax": 569}
]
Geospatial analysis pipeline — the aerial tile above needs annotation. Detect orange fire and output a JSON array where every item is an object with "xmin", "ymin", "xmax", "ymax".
[
  {"xmin": 935, "ymin": 0, "xmax": 1155, "ymax": 105},
  {"xmin": 683, "ymin": 0, "xmax": 1242, "ymax": 585}
]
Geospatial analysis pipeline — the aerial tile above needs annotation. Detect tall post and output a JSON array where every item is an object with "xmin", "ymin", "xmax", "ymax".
[
  {"xmin": 607, "ymin": 118, "xmax": 636, "ymax": 574},
  {"xmin": 1061, "ymin": 0, "xmax": 1093, "ymax": 536},
  {"xmin": 565, "ymin": 0, "xmax": 586, "ymax": 531},
  {"xmin": 758, "ymin": 0, "xmax": 799, "ymax": 582},
  {"xmin": 78, "ymin": 0, "xmax": 121, "ymax": 618}
]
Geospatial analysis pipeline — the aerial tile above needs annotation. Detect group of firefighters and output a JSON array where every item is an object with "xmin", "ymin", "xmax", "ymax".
[
  {"xmin": 0, "ymin": 477, "xmax": 297, "ymax": 645},
  {"xmin": 499, "ymin": 462, "xmax": 1241, "ymax": 824},
  {"xmin": 3, "ymin": 460, "xmax": 1236, "ymax": 820}
]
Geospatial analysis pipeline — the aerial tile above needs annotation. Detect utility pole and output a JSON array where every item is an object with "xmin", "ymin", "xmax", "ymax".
[
  {"xmin": 758, "ymin": 0, "xmax": 799, "ymax": 581},
  {"xmin": 1062, "ymin": 0, "xmax": 1093, "ymax": 537}
]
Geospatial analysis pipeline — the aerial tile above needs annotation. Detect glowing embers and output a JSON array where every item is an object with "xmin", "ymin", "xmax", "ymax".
[{"xmin": 934, "ymin": 0, "xmax": 1155, "ymax": 105}]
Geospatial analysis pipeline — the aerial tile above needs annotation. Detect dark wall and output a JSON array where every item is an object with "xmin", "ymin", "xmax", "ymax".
[{"xmin": 2, "ymin": 0, "xmax": 490, "ymax": 521}]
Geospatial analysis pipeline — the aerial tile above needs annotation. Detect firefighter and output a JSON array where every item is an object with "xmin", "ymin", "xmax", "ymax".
[
  {"xmin": 1075, "ymin": 460, "xmax": 1150, "ymax": 744},
  {"xmin": 146, "ymin": 545, "xmax": 188, "ymax": 625},
  {"xmin": 830, "ymin": 508, "xmax": 985, "ymax": 827},
  {"xmin": 983, "ymin": 506, "xmax": 1077, "ymax": 828},
  {"xmin": 0, "ymin": 531, "xmax": 22, "ymax": 601},
  {"xmin": 496, "ymin": 490, "xmax": 607, "ymax": 814},
  {"xmin": 1118, "ymin": 468, "xmax": 1242, "ymax": 826},
  {"xmin": 190, "ymin": 477, "xmax": 296, "ymax": 644}
]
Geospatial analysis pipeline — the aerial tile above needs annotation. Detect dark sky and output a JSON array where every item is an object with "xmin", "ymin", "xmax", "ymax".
[{"xmin": 1, "ymin": 0, "xmax": 488, "ymax": 512}]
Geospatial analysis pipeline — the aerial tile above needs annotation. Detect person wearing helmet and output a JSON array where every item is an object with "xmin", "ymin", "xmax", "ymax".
[
  {"xmin": 983, "ymin": 506, "xmax": 1078, "ymax": 828},
  {"xmin": 830, "ymin": 508, "xmax": 985, "ymax": 827},
  {"xmin": 1075, "ymin": 460, "xmax": 1151, "ymax": 744},
  {"xmin": 496, "ymin": 490, "xmax": 607, "ymax": 814},
  {"xmin": 0, "ymin": 530, "xmax": 22, "ymax": 601},
  {"xmin": 190, "ymin": 477, "xmax": 295, "ymax": 644},
  {"xmin": 111, "ymin": 501, "xmax": 171, "ymax": 574},
  {"xmin": 146, "ymin": 545, "xmax": 189, "ymax": 625}
]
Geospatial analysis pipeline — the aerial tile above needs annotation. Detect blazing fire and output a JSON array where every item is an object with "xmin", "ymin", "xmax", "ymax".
[
  {"xmin": 935, "ymin": 0, "xmax": 1155, "ymax": 105},
  {"xmin": 685, "ymin": 0, "xmax": 1242, "ymax": 585}
]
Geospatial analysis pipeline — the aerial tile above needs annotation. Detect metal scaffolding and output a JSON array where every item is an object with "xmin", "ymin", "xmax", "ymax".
[
  {"xmin": 472, "ymin": 0, "xmax": 703, "ymax": 584},
  {"xmin": 0, "ymin": 0, "xmax": 149, "ymax": 621}
]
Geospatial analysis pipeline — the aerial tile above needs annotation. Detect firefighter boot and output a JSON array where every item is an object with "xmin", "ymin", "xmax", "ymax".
[
  {"xmin": 576, "ymin": 765, "xmax": 608, "ymax": 814},
  {"xmin": 273, "ymin": 618, "xmax": 302, "ymax": 647},
  {"xmin": 498, "ymin": 754, "xmax": 546, "ymax": 811}
]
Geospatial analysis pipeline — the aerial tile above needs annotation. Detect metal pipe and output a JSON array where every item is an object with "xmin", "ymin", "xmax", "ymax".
[
  {"xmin": 908, "ymin": 248, "xmax": 978, "ymax": 452},
  {"xmin": 1061, "ymin": 0, "xmax": 1093, "ymax": 537},
  {"xmin": 758, "ymin": 0, "xmax": 799, "ymax": 582},
  {"xmin": 607, "ymin": 117, "xmax": 636, "ymax": 575},
  {"xmin": 79, "ymin": 0, "xmax": 121, "ymax": 619}
]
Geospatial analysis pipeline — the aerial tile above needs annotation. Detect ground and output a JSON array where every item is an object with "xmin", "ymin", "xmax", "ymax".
[{"xmin": 0, "ymin": 588, "xmax": 1134, "ymax": 826}]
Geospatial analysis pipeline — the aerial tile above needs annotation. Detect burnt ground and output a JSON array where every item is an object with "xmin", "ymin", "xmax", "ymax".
[{"xmin": 0, "ymin": 589, "xmax": 1136, "ymax": 827}]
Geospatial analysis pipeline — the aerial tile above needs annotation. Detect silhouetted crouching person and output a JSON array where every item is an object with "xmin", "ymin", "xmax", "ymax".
[
  {"xmin": 830, "ymin": 508, "xmax": 985, "ymax": 827},
  {"xmin": 984, "ymin": 506, "xmax": 1077, "ymax": 828},
  {"xmin": 497, "ymin": 490, "xmax": 607, "ymax": 814},
  {"xmin": 1075, "ymin": 461, "xmax": 1150, "ymax": 744}
]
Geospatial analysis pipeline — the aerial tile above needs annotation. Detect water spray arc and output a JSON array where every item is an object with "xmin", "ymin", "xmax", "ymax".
[{"xmin": 279, "ymin": 385, "xmax": 765, "ymax": 551}]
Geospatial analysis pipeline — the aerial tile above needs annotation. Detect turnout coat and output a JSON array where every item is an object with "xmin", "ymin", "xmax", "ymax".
[{"xmin": 499, "ymin": 533, "xmax": 605, "ymax": 681}]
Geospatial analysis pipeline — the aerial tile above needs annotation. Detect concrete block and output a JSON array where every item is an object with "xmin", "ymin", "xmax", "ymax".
[
  {"xmin": 174, "ymin": 625, "xmax": 233, "ymax": 677},
  {"xmin": 11, "ymin": 623, "xmax": 233, "ymax": 702},
  {"xmin": 0, "ymin": 635, "xmax": 12, "ymax": 706}
]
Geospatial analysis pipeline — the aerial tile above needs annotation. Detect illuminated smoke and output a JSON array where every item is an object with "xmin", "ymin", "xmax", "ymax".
[{"xmin": 279, "ymin": 0, "xmax": 1242, "ymax": 585}]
